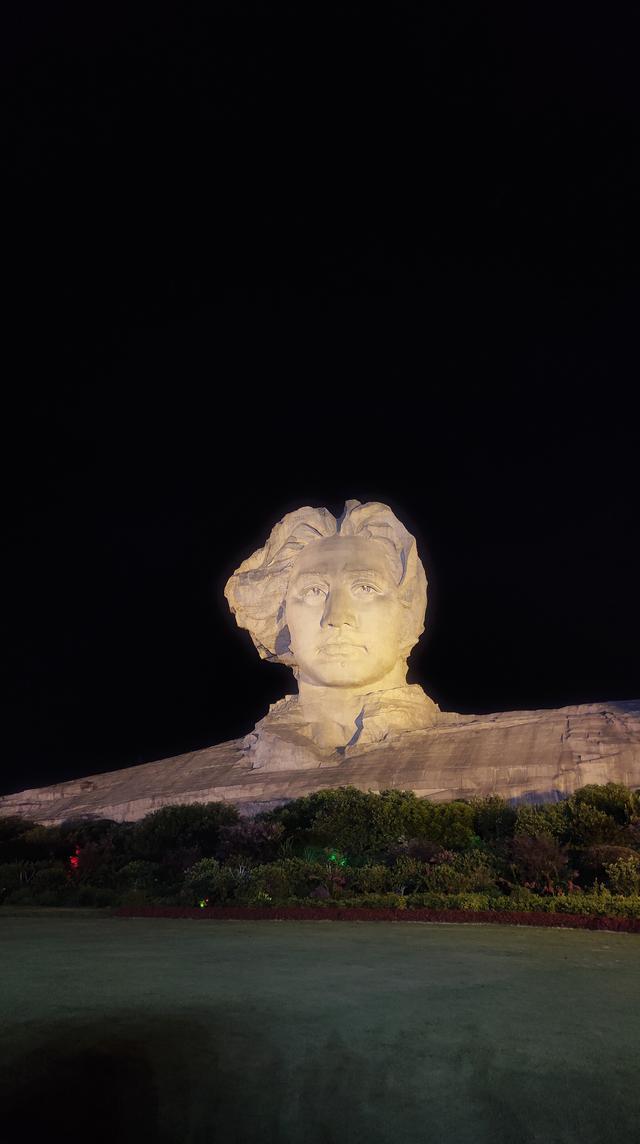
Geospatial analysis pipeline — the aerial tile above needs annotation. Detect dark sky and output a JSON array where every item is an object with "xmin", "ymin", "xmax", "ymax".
[{"xmin": 5, "ymin": 4, "xmax": 639, "ymax": 795}]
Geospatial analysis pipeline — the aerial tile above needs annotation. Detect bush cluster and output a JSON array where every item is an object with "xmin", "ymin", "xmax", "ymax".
[{"xmin": 1, "ymin": 783, "xmax": 640, "ymax": 916}]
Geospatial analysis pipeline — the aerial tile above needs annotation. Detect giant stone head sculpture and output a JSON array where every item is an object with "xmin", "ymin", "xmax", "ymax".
[
  {"xmin": 224, "ymin": 499, "xmax": 428, "ymax": 687},
  {"xmin": 224, "ymin": 500, "xmax": 437, "ymax": 766}
]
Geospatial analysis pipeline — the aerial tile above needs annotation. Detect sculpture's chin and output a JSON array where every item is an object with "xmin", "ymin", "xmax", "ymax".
[{"xmin": 302, "ymin": 671, "xmax": 393, "ymax": 689}]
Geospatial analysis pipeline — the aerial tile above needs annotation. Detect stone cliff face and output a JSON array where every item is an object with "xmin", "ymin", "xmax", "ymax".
[{"xmin": 2, "ymin": 699, "xmax": 640, "ymax": 824}]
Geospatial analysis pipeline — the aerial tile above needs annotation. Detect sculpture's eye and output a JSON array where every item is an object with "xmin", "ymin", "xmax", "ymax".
[
  {"xmin": 301, "ymin": 585, "xmax": 327, "ymax": 601},
  {"xmin": 353, "ymin": 583, "xmax": 378, "ymax": 595}
]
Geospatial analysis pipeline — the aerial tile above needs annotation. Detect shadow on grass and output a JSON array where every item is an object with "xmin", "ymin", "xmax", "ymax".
[
  {"xmin": 2, "ymin": 1011, "xmax": 399, "ymax": 1144},
  {"xmin": 2, "ymin": 1002, "xmax": 637, "ymax": 1144}
]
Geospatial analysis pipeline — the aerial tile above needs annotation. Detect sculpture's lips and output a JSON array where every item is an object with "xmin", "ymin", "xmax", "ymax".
[{"xmin": 318, "ymin": 642, "xmax": 365, "ymax": 655}]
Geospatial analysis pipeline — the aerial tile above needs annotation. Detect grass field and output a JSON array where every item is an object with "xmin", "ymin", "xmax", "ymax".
[{"xmin": 1, "ymin": 909, "xmax": 638, "ymax": 1143}]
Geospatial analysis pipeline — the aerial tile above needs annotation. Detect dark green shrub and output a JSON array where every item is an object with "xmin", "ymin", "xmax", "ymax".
[
  {"xmin": 419, "ymin": 860, "xmax": 503, "ymax": 901},
  {"xmin": 31, "ymin": 864, "xmax": 69, "ymax": 891},
  {"xmin": 0, "ymin": 861, "xmax": 34, "ymax": 895},
  {"xmin": 503, "ymin": 886, "xmax": 544, "ymax": 911},
  {"xmin": 575, "ymin": 844, "xmax": 640, "ymax": 888},
  {"xmin": 373, "ymin": 789, "xmax": 439, "ymax": 846},
  {"xmin": 0, "ymin": 860, "xmax": 56, "ymax": 894},
  {"xmin": 304, "ymin": 844, "xmax": 350, "ymax": 865},
  {"xmin": 423, "ymin": 802, "xmax": 478, "ymax": 850},
  {"xmin": 215, "ymin": 819, "xmax": 285, "ymax": 863},
  {"xmin": 119, "ymin": 887, "xmax": 156, "ymax": 908},
  {"xmin": 181, "ymin": 857, "xmax": 243, "ymax": 905},
  {"xmin": 572, "ymin": 783, "xmax": 638, "ymax": 825},
  {"xmin": 74, "ymin": 885, "xmax": 117, "ymax": 907},
  {"xmin": 563, "ymin": 802, "xmax": 624, "ymax": 847},
  {"xmin": 440, "ymin": 850, "xmax": 501, "ymax": 891},
  {"xmin": 338, "ymin": 893, "xmax": 408, "ymax": 909},
  {"xmin": 261, "ymin": 792, "xmax": 330, "ymax": 836},
  {"xmin": 157, "ymin": 845, "xmax": 203, "ymax": 893},
  {"xmin": 74, "ymin": 838, "xmax": 123, "ymax": 887},
  {"xmin": 514, "ymin": 802, "xmax": 569, "ymax": 840},
  {"xmin": 57, "ymin": 817, "xmax": 124, "ymax": 845},
  {"xmin": 4, "ymin": 818, "xmax": 134, "ymax": 868},
  {"xmin": 28, "ymin": 891, "xmax": 68, "ymax": 907},
  {"xmin": 406, "ymin": 891, "xmax": 495, "ymax": 911},
  {"xmin": 397, "ymin": 838, "xmax": 448, "ymax": 863},
  {"xmin": 3, "ymin": 887, "xmax": 43, "ymax": 905},
  {"xmin": 12, "ymin": 825, "xmax": 67, "ymax": 861},
  {"xmin": 132, "ymin": 802, "xmax": 240, "ymax": 862},
  {"xmin": 349, "ymin": 864, "xmax": 392, "ymax": 894},
  {"xmin": 500, "ymin": 889, "xmax": 640, "ymax": 919},
  {"xmin": 0, "ymin": 815, "xmax": 38, "ymax": 860},
  {"xmin": 508, "ymin": 833, "xmax": 571, "ymax": 891},
  {"xmin": 104, "ymin": 821, "xmax": 140, "ymax": 859},
  {"xmin": 422, "ymin": 865, "xmax": 465, "ymax": 893},
  {"xmin": 605, "ymin": 855, "xmax": 640, "ymax": 895},
  {"xmin": 249, "ymin": 859, "xmax": 330, "ymax": 903},
  {"xmin": 624, "ymin": 820, "xmax": 640, "ymax": 851},
  {"xmin": 117, "ymin": 860, "xmax": 161, "ymax": 892},
  {"xmin": 6, "ymin": 781, "xmax": 639, "ymax": 912},
  {"xmin": 368, "ymin": 850, "xmax": 500, "ymax": 897},
  {"xmin": 308, "ymin": 883, "xmax": 331, "ymax": 900},
  {"xmin": 387, "ymin": 857, "xmax": 425, "ymax": 894},
  {"xmin": 1, "ymin": 862, "xmax": 77, "ymax": 906},
  {"xmin": 470, "ymin": 796, "xmax": 518, "ymax": 843},
  {"xmin": 266, "ymin": 787, "xmax": 435, "ymax": 858}
]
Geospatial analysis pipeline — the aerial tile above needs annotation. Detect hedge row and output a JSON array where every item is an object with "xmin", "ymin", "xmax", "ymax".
[
  {"xmin": 4, "ymin": 783, "xmax": 640, "ymax": 911},
  {"xmin": 114, "ymin": 905, "xmax": 640, "ymax": 932}
]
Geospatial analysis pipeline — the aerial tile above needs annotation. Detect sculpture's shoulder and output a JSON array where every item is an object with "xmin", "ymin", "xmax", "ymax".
[
  {"xmin": 242, "ymin": 684, "xmax": 448, "ymax": 772},
  {"xmin": 245, "ymin": 693, "xmax": 303, "ymax": 737},
  {"xmin": 354, "ymin": 684, "xmax": 441, "ymax": 745}
]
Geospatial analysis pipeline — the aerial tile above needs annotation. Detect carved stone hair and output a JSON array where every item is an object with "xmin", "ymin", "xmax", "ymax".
[{"xmin": 224, "ymin": 499, "xmax": 428, "ymax": 666}]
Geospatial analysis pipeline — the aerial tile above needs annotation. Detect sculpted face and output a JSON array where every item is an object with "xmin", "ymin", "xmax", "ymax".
[{"xmin": 285, "ymin": 535, "xmax": 405, "ymax": 688}]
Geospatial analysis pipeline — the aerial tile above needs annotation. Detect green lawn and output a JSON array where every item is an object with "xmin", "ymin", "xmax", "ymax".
[{"xmin": 1, "ymin": 910, "xmax": 638, "ymax": 1144}]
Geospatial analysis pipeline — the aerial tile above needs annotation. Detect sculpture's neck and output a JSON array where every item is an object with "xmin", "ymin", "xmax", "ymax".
[{"xmin": 295, "ymin": 662, "xmax": 408, "ymax": 747}]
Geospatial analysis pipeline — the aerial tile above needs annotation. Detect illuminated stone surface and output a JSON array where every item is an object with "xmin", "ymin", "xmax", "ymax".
[
  {"xmin": 2, "ymin": 500, "xmax": 640, "ymax": 823},
  {"xmin": 224, "ymin": 500, "xmax": 436, "ymax": 764},
  {"xmin": 2, "ymin": 700, "xmax": 640, "ymax": 824}
]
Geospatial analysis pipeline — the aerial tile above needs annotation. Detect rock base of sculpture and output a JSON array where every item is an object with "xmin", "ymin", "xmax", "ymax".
[{"xmin": 2, "ymin": 698, "xmax": 640, "ymax": 825}]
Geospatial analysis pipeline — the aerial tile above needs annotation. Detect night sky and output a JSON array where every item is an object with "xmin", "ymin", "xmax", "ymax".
[{"xmin": 5, "ymin": 5, "xmax": 639, "ymax": 796}]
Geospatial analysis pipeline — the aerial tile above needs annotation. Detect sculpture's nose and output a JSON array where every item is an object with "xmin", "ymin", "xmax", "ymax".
[{"xmin": 320, "ymin": 584, "xmax": 356, "ymax": 628}]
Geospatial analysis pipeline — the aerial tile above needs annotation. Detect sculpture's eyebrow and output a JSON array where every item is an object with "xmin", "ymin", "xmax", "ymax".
[
  {"xmin": 291, "ymin": 570, "xmax": 330, "ymax": 583},
  {"xmin": 292, "ymin": 567, "xmax": 390, "ymax": 581},
  {"xmin": 343, "ymin": 568, "xmax": 389, "ymax": 579}
]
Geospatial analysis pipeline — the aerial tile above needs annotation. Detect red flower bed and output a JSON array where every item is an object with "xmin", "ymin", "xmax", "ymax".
[{"xmin": 113, "ymin": 905, "xmax": 640, "ymax": 933}]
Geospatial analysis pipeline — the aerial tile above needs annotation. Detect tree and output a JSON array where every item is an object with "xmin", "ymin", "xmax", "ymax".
[
  {"xmin": 0, "ymin": 815, "xmax": 37, "ymax": 859},
  {"xmin": 563, "ymin": 801, "xmax": 623, "ymax": 847},
  {"xmin": 276, "ymin": 787, "xmax": 436, "ymax": 857},
  {"xmin": 514, "ymin": 802, "xmax": 569, "ymax": 840},
  {"xmin": 131, "ymin": 802, "xmax": 239, "ymax": 862},
  {"xmin": 605, "ymin": 855, "xmax": 640, "ymax": 895},
  {"xmin": 470, "ymin": 796, "xmax": 517, "ymax": 844},
  {"xmin": 574, "ymin": 844, "xmax": 640, "ymax": 888},
  {"xmin": 509, "ymin": 833, "xmax": 571, "ymax": 891},
  {"xmin": 571, "ymin": 783, "xmax": 638, "ymax": 825},
  {"xmin": 425, "ymin": 802, "xmax": 478, "ymax": 850},
  {"xmin": 215, "ymin": 819, "xmax": 285, "ymax": 862}
]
